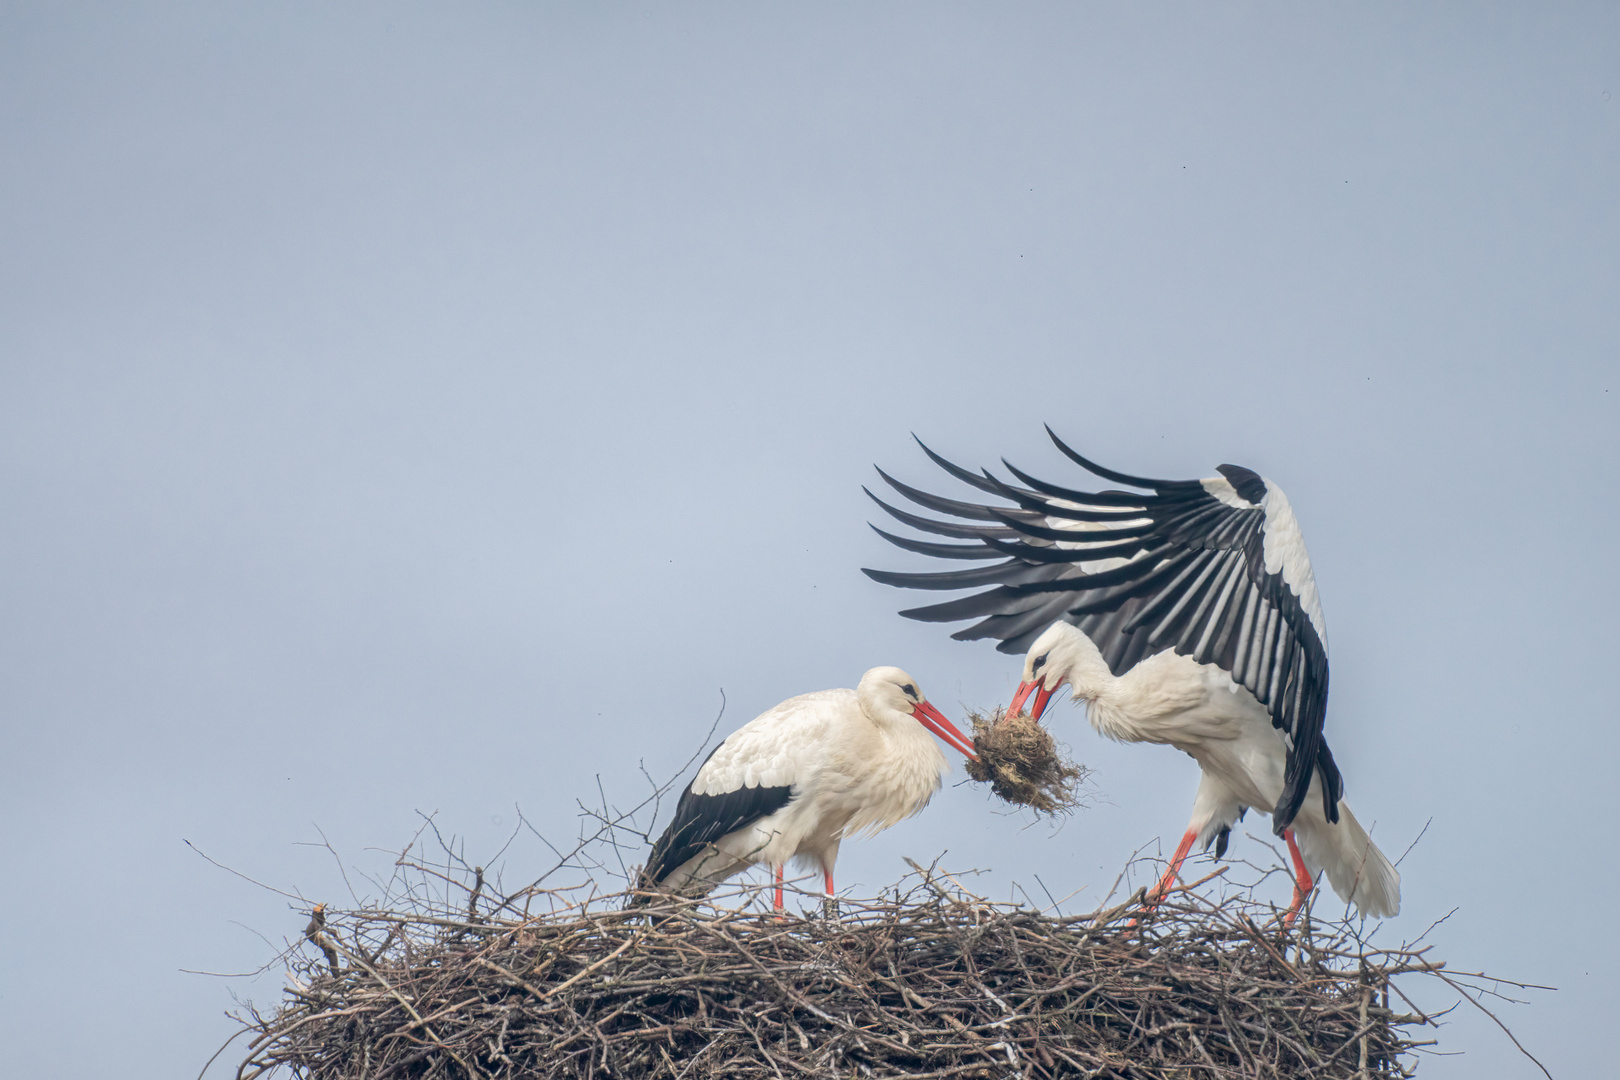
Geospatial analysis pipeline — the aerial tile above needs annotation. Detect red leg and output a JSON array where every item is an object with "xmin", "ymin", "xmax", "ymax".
[
  {"xmin": 822, "ymin": 868, "xmax": 841, "ymax": 919},
  {"xmin": 773, "ymin": 865, "xmax": 784, "ymax": 912},
  {"xmin": 1129, "ymin": 829, "xmax": 1200, "ymax": 926},
  {"xmin": 1283, "ymin": 828, "xmax": 1315, "ymax": 926},
  {"xmin": 1148, "ymin": 829, "xmax": 1199, "ymax": 905}
]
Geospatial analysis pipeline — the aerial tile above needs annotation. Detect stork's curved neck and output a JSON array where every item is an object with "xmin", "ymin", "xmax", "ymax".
[{"xmin": 1057, "ymin": 633, "xmax": 1116, "ymax": 708}]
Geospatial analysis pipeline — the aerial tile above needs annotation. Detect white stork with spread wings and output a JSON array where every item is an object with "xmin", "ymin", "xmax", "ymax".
[
  {"xmin": 637, "ymin": 667, "xmax": 978, "ymax": 912},
  {"xmin": 863, "ymin": 429, "xmax": 1399, "ymax": 921}
]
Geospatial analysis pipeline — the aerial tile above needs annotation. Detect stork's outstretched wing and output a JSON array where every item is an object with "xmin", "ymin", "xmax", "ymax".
[{"xmin": 862, "ymin": 427, "xmax": 1340, "ymax": 831}]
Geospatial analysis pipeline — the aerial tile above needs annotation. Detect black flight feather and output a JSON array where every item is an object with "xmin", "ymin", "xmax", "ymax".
[{"xmin": 867, "ymin": 525, "xmax": 1005, "ymax": 561}]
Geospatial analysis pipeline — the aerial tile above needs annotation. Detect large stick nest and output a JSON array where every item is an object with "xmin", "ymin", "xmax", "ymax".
[{"xmin": 234, "ymin": 869, "xmax": 1447, "ymax": 1080}]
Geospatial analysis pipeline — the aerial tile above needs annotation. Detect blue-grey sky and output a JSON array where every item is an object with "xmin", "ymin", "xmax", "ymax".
[{"xmin": 2, "ymin": 4, "xmax": 1616, "ymax": 1077}]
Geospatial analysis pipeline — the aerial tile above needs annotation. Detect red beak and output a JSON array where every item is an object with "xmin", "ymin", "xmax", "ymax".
[
  {"xmin": 1006, "ymin": 679, "xmax": 1057, "ymax": 721},
  {"xmin": 912, "ymin": 700, "xmax": 978, "ymax": 760}
]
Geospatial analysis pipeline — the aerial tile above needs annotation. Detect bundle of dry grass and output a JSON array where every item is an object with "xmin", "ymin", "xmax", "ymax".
[
  {"xmin": 963, "ymin": 708, "xmax": 1088, "ymax": 814},
  {"xmin": 230, "ymin": 867, "xmax": 1463, "ymax": 1080}
]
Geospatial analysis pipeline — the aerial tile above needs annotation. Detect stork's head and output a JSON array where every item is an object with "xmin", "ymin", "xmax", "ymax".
[
  {"xmin": 857, "ymin": 666, "xmax": 977, "ymax": 760},
  {"xmin": 1006, "ymin": 621, "xmax": 1092, "ymax": 721}
]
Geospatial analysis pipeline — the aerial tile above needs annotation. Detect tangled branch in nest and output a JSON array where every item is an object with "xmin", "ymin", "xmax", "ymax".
[
  {"xmin": 234, "ymin": 866, "xmax": 1462, "ymax": 1080},
  {"xmin": 964, "ymin": 708, "xmax": 1088, "ymax": 814}
]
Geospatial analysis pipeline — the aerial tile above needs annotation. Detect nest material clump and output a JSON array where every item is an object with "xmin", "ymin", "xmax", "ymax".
[
  {"xmin": 963, "ymin": 707, "xmax": 1088, "ymax": 814},
  {"xmin": 237, "ymin": 873, "xmax": 1441, "ymax": 1080}
]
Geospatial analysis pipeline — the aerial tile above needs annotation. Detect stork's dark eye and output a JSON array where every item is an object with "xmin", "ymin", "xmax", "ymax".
[
  {"xmin": 1033, "ymin": 655, "xmax": 1048, "ymax": 672},
  {"xmin": 901, "ymin": 684, "xmax": 916, "ymax": 698}
]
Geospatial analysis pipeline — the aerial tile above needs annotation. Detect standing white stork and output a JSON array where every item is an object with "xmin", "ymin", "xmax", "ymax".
[
  {"xmin": 637, "ymin": 667, "xmax": 978, "ymax": 912},
  {"xmin": 863, "ymin": 429, "xmax": 1400, "ymax": 922}
]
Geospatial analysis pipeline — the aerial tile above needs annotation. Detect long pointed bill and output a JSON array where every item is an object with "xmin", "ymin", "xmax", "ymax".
[
  {"xmin": 1006, "ymin": 679, "xmax": 1056, "ymax": 721},
  {"xmin": 912, "ymin": 700, "xmax": 978, "ymax": 760}
]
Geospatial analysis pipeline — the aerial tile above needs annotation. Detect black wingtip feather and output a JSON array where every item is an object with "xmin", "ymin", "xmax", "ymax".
[
  {"xmin": 874, "ymin": 466, "xmax": 1009, "ymax": 522},
  {"xmin": 911, "ymin": 437, "xmax": 1011, "ymax": 497},
  {"xmin": 1044, "ymin": 426, "xmax": 1198, "ymax": 491},
  {"xmin": 866, "ymin": 524, "xmax": 1004, "ymax": 561},
  {"xmin": 862, "ymin": 563, "xmax": 1024, "ymax": 591},
  {"xmin": 863, "ymin": 488, "xmax": 1020, "ymax": 540}
]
